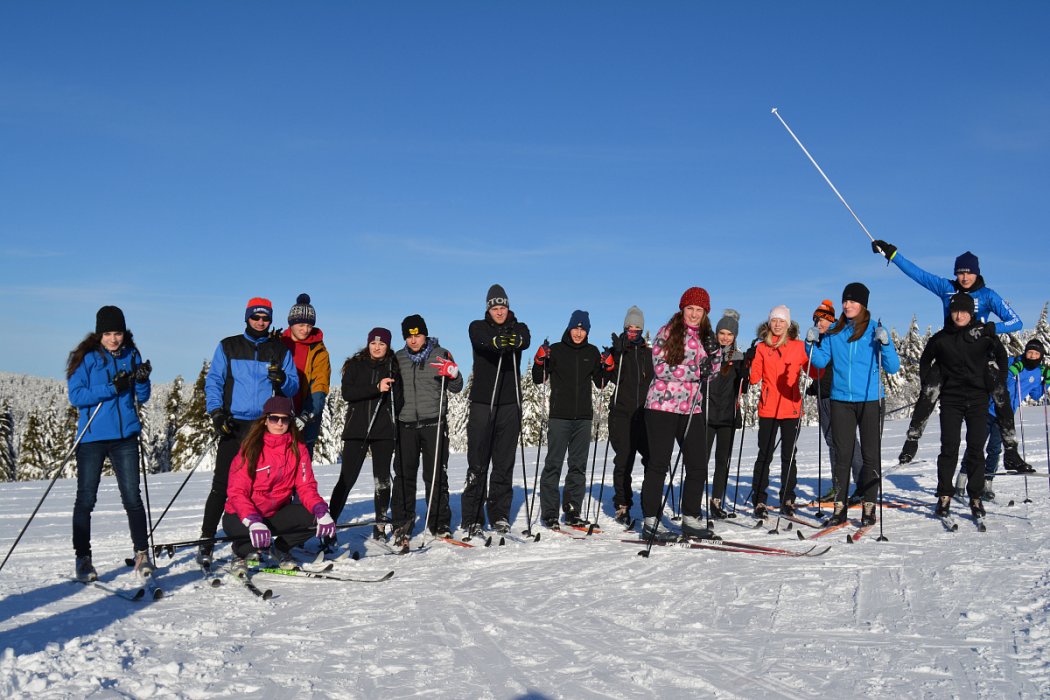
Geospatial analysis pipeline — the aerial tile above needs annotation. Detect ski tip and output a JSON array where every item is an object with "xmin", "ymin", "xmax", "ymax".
[
  {"xmin": 484, "ymin": 536, "xmax": 493, "ymax": 548},
  {"xmin": 845, "ymin": 534, "xmax": 853, "ymax": 544},
  {"xmin": 381, "ymin": 571, "xmax": 395, "ymax": 581},
  {"xmin": 261, "ymin": 589, "xmax": 274, "ymax": 601},
  {"xmin": 796, "ymin": 531, "xmax": 806, "ymax": 541},
  {"xmin": 152, "ymin": 588, "xmax": 164, "ymax": 600},
  {"xmin": 352, "ymin": 551, "xmax": 361, "ymax": 561},
  {"xmin": 637, "ymin": 550, "xmax": 650, "ymax": 558},
  {"xmin": 499, "ymin": 536, "xmax": 506, "ymax": 546}
]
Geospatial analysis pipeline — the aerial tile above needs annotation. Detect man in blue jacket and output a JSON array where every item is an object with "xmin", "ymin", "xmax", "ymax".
[
  {"xmin": 871, "ymin": 241, "xmax": 1032, "ymax": 472},
  {"xmin": 196, "ymin": 297, "xmax": 298, "ymax": 566}
]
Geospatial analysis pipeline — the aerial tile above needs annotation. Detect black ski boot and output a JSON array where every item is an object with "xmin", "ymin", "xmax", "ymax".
[
  {"xmin": 753, "ymin": 503, "xmax": 768, "ymax": 522},
  {"xmin": 541, "ymin": 516, "xmax": 561, "ymax": 531},
  {"xmin": 1004, "ymin": 448, "xmax": 1036, "ymax": 473},
  {"xmin": 823, "ymin": 502, "xmax": 847, "ymax": 526},
  {"xmin": 935, "ymin": 495, "xmax": 951, "ymax": 517},
  {"xmin": 969, "ymin": 498, "xmax": 986, "ymax": 518},
  {"xmin": 780, "ymin": 501, "xmax": 795, "ymax": 517},
  {"xmin": 860, "ymin": 502, "xmax": 876, "ymax": 527},
  {"xmin": 75, "ymin": 555, "xmax": 97, "ymax": 582},
  {"xmin": 982, "ymin": 481, "xmax": 996, "ymax": 502},
  {"xmin": 709, "ymin": 499, "xmax": 728, "ymax": 520},
  {"xmin": 898, "ymin": 438, "xmax": 918, "ymax": 464},
  {"xmin": 196, "ymin": 543, "xmax": 213, "ymax": 568},
  {"xmin": 614, "ymin": 506, "xmax": 632, "ymax": 526}
]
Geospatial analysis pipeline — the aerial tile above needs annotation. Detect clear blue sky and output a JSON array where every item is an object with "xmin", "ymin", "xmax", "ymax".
[{"xmin": 2, "ymin": 2, "xmax": 1048, "ymax": 383}]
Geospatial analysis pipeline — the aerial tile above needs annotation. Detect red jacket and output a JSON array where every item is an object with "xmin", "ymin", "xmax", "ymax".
[
  {"xmin": 224, "ymin": 432, "xmax": 326, "ymax": 521},
  {"xmin": 749, "ymin": 336, "xmax": 810, "ymax": 419}
]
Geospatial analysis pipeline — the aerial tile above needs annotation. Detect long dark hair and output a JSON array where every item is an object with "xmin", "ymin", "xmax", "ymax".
[
  {"xmin": 236, "ymin": 415, "xmax": 302, "ymax": 481},
  {"xmin": 342, "ymin": 344, "xmax": 396, "ymax": 377},
  {"xmin": 66, "ymin": 330, "xmax": 137, "ymax": 379},
  {"xmin": 827, "ymin": 307, "xmax": 871, "ymax": 342},
  {"xmin": 661, "ymin": 311, "xmax": 714, "ymax": 368}
]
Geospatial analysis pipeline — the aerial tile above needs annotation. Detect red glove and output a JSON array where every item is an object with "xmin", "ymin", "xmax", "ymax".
[
  {"xmin": 534, "ymin": 344, "xmax": 550, "ymax": 365},
  {"xmin": 600, "ymin": 351, "xmax": 614, "ymax": 373},
  {"xmin": 430, "ymin": 357, "xmax": 459, "ymax": 379}
]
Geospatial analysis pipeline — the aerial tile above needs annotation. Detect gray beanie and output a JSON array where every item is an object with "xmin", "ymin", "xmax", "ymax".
[
  {"xmin": 623, "ymin": 305, "xmax": 644, "ymax": 329},
  {"xmin": 715, "ymin": 309, "xmax": 740, "ymax": 337}
]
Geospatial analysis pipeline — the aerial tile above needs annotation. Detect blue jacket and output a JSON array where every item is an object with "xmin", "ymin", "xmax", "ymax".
[
  {"xmin": 990, "ymin": 357, "xmax": 1048, "ymax": 415},
  {"xmin": 67, "ymin": 347, "xmax": 151, "ymax": 443},
  {"xmin": 807, "ymin": 321, "xmax": 900, "ymax": 402},
  {"xmin": 891, "ymin": 252, "xmax": 1022, "ymax": 334},
  {"xmin": 205, "ymin": 333, "xmax": 299, "ymax": 421}
]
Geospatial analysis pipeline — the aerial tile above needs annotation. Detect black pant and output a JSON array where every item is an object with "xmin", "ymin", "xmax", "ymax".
[
  {"xmin": 461, "ymin": 402, "xmax": 521, "ymax": 528},
  {"xmin": 706, "ymin": 423, "xmax": 736, "ymax": 503},
  {"xmin": 909, "ymin": 364, "xmax": 1019, "ymax": 451},
  {"xmin": 392, "ymin": 421, "xmax": 452, "ymax": 533},
  {"xmin": 642, "ymin": 409, "xmax": 707, "ymax": 518},
  {"xmin": 830, "ymin": 400, "xmax": 882, "ymax": 502},
  {"xmin": 221, "ymin": 503, "xmax": 315, "ymax": 558},
  {"xmin": 608, "ymin": 407, "xmax": 648, "ymax": 510},
  {"xmin": 937, "ymin": 398, "xmax": 988, "ymax": 499},
  {"xmin": 201, "ymin": 420, "xmax": 253, "ymax": 539},
  {"xmin": 751, "ymin": 417, "xmax": 798, "ymax": 507},
  {"xmin": 540, "ymin": 418, "xmax": 592, "ymax": 520},
  {"xmin": 329, "ymin": 439, "xmax": 395, "ymax": 521}
]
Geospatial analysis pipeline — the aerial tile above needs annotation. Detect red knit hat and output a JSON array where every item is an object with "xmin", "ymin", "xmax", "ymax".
[
  {"xmin": 679, "ymin": 287, "xmax": 711, "ymax": 313},
  {"xmin": 245, "ymin": 297, "xmax": 273, "ymax": 322},
  {"xmin": 813, "ymin": 299, "xmax": 836, "ymax": 323}
]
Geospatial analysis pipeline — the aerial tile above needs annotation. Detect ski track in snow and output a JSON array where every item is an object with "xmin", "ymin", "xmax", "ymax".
[{"xmin": 1, "ymin": 412, "xmax": 1049, "ymax": 698}]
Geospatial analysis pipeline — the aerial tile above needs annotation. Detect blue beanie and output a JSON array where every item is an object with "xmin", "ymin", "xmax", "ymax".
[
  {"xmin": 567, "ymin": 309, "xmax": 591, "ymax": 333},
  {"xmin": 954, "ymin": 251, "xmax": 980, "ymax": 275}
]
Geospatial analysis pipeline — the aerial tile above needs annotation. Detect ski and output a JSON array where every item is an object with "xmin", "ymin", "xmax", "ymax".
[
  {"xmin": 460, "ymin": 531, "xmax": 494, "ymax": 547},
  {"xmin": 847, "ymin": 524, "xmax": 876, "ymax": 543},
  {"xmin": 940, "ymin": 514, "xmax": 959, "ymax": 532},
  {"xmin": 254, "ymin": 566, "xmax": 395, "ymax": 583},
  {"xmin": 972, "ymin": 515, "xmax": 987, "ymax": 532},
  {"xmin": 497, "ymin": 532, "xmax": 541, "ymax": 546},
  {"xmin": 434, "ymin": 536, "xmax": 475, "ymax": 548},
  {"xmin": 989, "ymin": 471, "xmax": 1050, "ymax": 477},
  {"xmin": 800, "ymin": 520, "xmax": 851, "ymax": 540},
  {"xmin": 200, "ymin": 563, "xmax": 223, "ymax": 587},
  {"xmin": 229, "ymin": 570, "xmax": 273, "ymax": 599},
  {"xmin": 70, "ymin": 577, "xmax": 152, "ymax": 601},
  {"xmin": 766, "ymin": 511, "xmax": 822, "ymax": 529},
  {"xmin": 623, "ymin": 538, "xmax": 829, "ymax": 557}
]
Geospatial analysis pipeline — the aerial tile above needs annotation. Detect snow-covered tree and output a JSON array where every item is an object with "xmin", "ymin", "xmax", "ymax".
[
  {"xmin": 314, "ymin": 391, "xmax": 347, "ymax": 465},
  {"xmin": 171, "ymin": 361, "xmax": 213, "ymax": 472},
  {"xmin": 0, "ymin": 402, "xmax": 16, "ymax": 481},
  {"xmin": 152, "ymin": 374, "xmax": 185, "ymax": 473},
  {"xmin": 445, "ymin": 374, "xmax": 471, "ymax": 454},
  {"xmin": 17, "ymin": 410, "xmax": 49, "ymax": 481},
  {"xmin": 1031, "ymin": 302, "xmax": 1050, "ymax": 354}
]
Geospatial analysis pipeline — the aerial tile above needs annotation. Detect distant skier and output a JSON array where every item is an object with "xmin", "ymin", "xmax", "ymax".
[
  {"xmin": 704, "ymin": 309, "xmax": 749, "ymax": 520},
  {"xmin": 806, "ymin": 283, "xmax": 900, "ymax": 527},
  {"xmin": 280, "ymin": 293, "xmax": 330, "ymax": 459},
  {"xmin": 67, "ymin": 305, "xmax": 154, "ymax": 581}
]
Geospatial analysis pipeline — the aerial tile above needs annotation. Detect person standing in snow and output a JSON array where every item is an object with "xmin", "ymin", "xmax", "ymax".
[
  {"xmin": 746, "ymin": 305, "xmax": 809, "ymax": 521},
  {"xmin": 67, "ymin": 305, "xmax": 154, "ymax": 581},
  {"xmin": 807, "ymin": 299, "xmax": 864, "ymax": 503},
  {"xmin": 704, "ymin": 309, "xmax": 749, "ymax": 520},
  {"xmin": 641, "ymin": 287, "xmax": 719, "ymax": 540},
  {"xmin": 390, "ymin": 315, "xmax": 463, "ymax": 544},
  {"xmin": 607, "ymin": 306, "xmax": 653, "ymax": 526},
  {"xmin": 222, "ymin": 396, "xmax": 336, "ymax": 574},
  {"xmin": 532, "ymin": 310, "xmax": 612, "ymax": 529},
  {"xmin": 280, "ymin": 293, "xmax": 330, "ymax": 459},
  {"xmin": 983, "ymin": 339, "xmax": 1049, "ymax": 501},
  {"xmin": 923, "ymin": 293, "xmax": 1007, "ymax": 521},
  {"xmin": 870, "ymin": 241, "xmax": 1031, "ymax": 472},
  {"xmin": 460, "ymin": 284, "xmax": 531, "ymax": 537},
  {"xmin": 806, "ymin": 283, "xmax": 900, "ymax": 527},
  {"xmin": 329, "ymin": 328, "xmax": 402, "ymax": 540},
  {"xmin": 198, "ymin": 298, "xmax": 299, "ymax": 567}
]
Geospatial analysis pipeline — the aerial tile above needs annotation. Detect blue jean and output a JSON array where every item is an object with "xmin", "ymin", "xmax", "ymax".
[
  {"xmin": 984, "ymin": 415, "xmax": 1001, "ymax": 478},
  {"xmin": 73, "ymin": 435, "xmax": 148, "ymax": 556}
]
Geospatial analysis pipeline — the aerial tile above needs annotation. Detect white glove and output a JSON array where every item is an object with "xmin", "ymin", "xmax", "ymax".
[
  {"xmin": 874, "ymin": 326, "xmax": 890, "ymax": 346},
  {"xmin": 244, "ymin": 519, "xmax": 271, "ymax": 550},
  {"xmin": 805, "ymin": 326, "xmax": 820, "ymax": 343}
]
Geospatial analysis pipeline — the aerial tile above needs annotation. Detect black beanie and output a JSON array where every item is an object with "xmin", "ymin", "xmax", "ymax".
[
  {"xmin": 287, "ymin": 293, "xmax": 317, "ymax": 326},
  {"xmin": 486, "ymin": 284, "xmax": 509, "ymax": 310},
  {"xmin": 841, "ymin": 282, "xmax": 870, "ymax": 308},
  {"xmin": 1024, "ymin": 338, "xmax": 1044, "ymax": 357},
  {"xmin": 96, "ymin": 306, "xmax": 127, "ymax": 335},
  {"xmin": 948, "ymin": 292, "xmax": 975, "ymax": 315},
  {"xmin": 401, "ymin": 314, "xmax": 429, "ymax": 339}
]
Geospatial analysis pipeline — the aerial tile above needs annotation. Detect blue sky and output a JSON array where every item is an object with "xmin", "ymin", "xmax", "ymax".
[{"xmin": 2, "ymin": 2, "xmax": 1048, "ymax": 383}]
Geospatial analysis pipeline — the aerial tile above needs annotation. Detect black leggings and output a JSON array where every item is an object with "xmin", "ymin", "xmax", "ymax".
[
  {"xmin": 642, "ymin": 409, "xmax": 708, "ymax": 518},
  {"xmin": 751, "ymin": 417, "xmax": 798, "ymax": 507},
  {"xmin": 830, "ymin": 400, "xmax": 882, "ymax": 503},
  {"xmin": 329, "ymin": 439, "xmax": 395, "ymax": 521},
  {"xmin": 706, "ymin": 423, "xmax": 736, "ymax": 503}
]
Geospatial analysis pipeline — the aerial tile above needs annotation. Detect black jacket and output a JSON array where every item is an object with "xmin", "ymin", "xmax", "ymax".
[
  {"xmin": 531, "ymin": 330, "xmax": 608, "ymax": 420},
  {"xmin": 922, "ymin": 321, "xmax": 1006, "ymax": 403},
  {"xmin": 705, "ymin": 347, "xmax": 747, "ymax": 427},
  {"xmin": 341, "ymin": 355, "xmax": 403, "ymax": 440},
  {"xmin": 608, "ymin": 332, "xmax": 654, "ymax": 414},
  {"xmin": 468, "ymin": 311, "xmax": 531, "ymax": 406}
]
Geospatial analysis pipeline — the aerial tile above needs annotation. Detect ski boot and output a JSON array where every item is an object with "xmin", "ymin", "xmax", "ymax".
[
  {"xmin": 493, "ymin": 519, "xmax": 511, "ymax": 535},
  {"xmin": 132, "ymin": 550, "xmax": 154, "ymax": 577},
  {"xmin": 273, "ymin": 547, "xmax": 297, "ymax": 571},
  {"xmin": 709, "ymin": 499, "xmax": 728, "ymax": 520},
  {"xmin": 614, "ymin": 505, "xmax": 632, "ymax": 526},
  {"xmin": 779, "ymin": 501, "xmax": 795, "ymax": 517},
  {"xmin": 681, "ymin": 515, "xmax": 716, "ymax": 540},
  {"xmin": 954, "ymin": 472, "xmax": 968, "ymax": 498},
  {"xmin": 230, "ymin": 556, "xmax": 249, "ymax": 577},
  {"xmin": 982, "ymin": 482, "xmax": 996, "ymax": 502},
  {"xmin": 1004, "ymin": 448, "xmax": 1036, "ymax": 473},
  {"xmin": 372, "ymin": 518, "xmax": 390, "ymax": 541},
  {"xmin": 465, "ymin": 523, "xmax": 485, "ymax": 540},
  {"xmin": 818, "ymin": 486, "xmax": 838, "ymax": 503},
  {"xmin": 969, "ymin": 497, "xmax": 986, "ymax": 518},
  {"xmin": 75, "ymin": 555, "xmax": 97, "ymax": 582},
  {"xmin": 935, "ymin": 495, "xmax": 951, "ymax": 517},
  {"xmin": 753, "ymin": 503, "xmax": 768, "ymax": 522},
  {"xmin": 196, "ymin": 543, "xmax": 213, "ymax": 568},
  {"xmin": 823, "ymin": 502, "xmax": 847, "ymax": 526},
  {"xmin": 860, "ymin": 502, "xmax": 876, "ymax": 527},
  {"xmin": 642, "ymin": 516, "xmax": 661, "ymax": 539},
  {"xmin": 541, "ymin": 516, "xmax": 561, "ymax": 531},
  {"xmin": 432, "ymin": 526, "xmax": 453, "ymax": 539},
  {"xmin": 898, "ymin": 438, "xmax": 918, "ymax": 464}
]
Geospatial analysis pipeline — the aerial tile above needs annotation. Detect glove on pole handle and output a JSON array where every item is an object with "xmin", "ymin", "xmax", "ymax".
[
  {"xmin": 771, "ymin": 107, "xmax": 875, "ymax": 243},
  {"xmin": 0, "ymin": 402, "xmax": 103, "ymax": 574}
]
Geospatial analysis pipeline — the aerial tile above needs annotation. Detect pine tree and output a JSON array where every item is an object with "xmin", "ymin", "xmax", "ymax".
[
  {"xmin": 137, "ymin": 401, "xmax": 155, "ymax": 474},
  {"xmin": 171, "ymin": 361, "xmax": 213, "ymax": 472},
  {"xmin": 314, "ymin": 391, "xmax": 347, "ymax": 465},
  {"xmin": 0, "ymin": 402, "xmax": 16, "ymax": 481},
  {"xmin": 519, "ymin": 363, "xmax": 546, "ymax": 447},
  {"xmin": 445, "ymin": 374, "xmax": 471, "ymax": 454},
  {"xmin": 17, "ymin": 410, "xmax": 49, "ymax": 481},
  {"xmin": 1031, "ymin": 302, "xmax": 1050, "ymax": 353},
  {"xmin": 153, "ymin": 375, "xmax": 185, "ymax": 473}
]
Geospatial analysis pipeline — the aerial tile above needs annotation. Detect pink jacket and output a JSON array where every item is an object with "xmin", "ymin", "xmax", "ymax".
[
  {"xmin": 645, "ymin": 323, "xmax": 720, "ymax": 414},
  {"xmin": 224, "ymin": 432, "xmax": 326, "ymax": 521}
]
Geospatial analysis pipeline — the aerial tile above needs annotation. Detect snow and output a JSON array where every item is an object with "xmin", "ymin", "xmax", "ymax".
[{"xmin": 2, "ymin": 411, "xmax": 1050, "ymax": 698}]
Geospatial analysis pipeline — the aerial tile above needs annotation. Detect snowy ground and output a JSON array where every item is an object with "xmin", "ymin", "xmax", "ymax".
[{"xmin": 2, "ymin": 410, "xmax": 1049, "ymax": 699}]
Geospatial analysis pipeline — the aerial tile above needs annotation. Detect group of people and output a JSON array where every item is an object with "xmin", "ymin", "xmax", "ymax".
[{"xmin": 64, "ymin": 242, "xmax": 1049, "ymax": 578}]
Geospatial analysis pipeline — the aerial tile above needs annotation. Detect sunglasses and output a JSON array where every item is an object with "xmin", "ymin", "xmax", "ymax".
[
  {"xmin": 250, "ymin": 315, "xmax": 271, "ymax": 322},
  {"xmin": 266, "ymin": 415, "xmax": 290, "ymax": 425}
]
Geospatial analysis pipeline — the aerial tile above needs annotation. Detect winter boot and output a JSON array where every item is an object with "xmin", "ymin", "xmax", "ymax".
[
  {"xmin": 541, "ymin": 516, "xmax": 561, "ymax": 531},
  {"xmin": 780, "ymin": 501, "xmax": 795, "ymax": 517},
  {"xmin": 466, "ymin": 523, "xmax": 485, "ymax": 539},
  {"xmin": 982, "ymin": 482, "xmax": 996, "ymax": 502},
  {"xmin": 935, "ymin": 495, "xmax": 951, "ymax": 517},
  {"xmin": 823, "ymin": 502, "xmax": 847, "ymax": 526},
  {"xmin": 709, "ymin": 499, "xmax": 728, "ymax": 520},
  {"xmin": 614, "ymin": 505, "xmax": 631, "ymax": 526},
  {"xmin": 493, "ymin": 519, "xmax": 511, "ymax": 534},
  {"xmin": 681, "ymin": 515, "xmax": 716, "ymax": 540},
  {"xmin": 969, "ymin": 497, "xmax": 986, "ymax": 518},
  {"xmin": 954, "ymin": 472, "xmax": 968, "ymax": 498},
  {"xmin": 230, "ymin": 556, "xmax": 249, "ymax": 577},
  {"xmin": 1003, "ymin": 448, "xmax": 1036, "ymax": 473},
  {"xmin": 753, "ymin": 503, "xmax": 768, "ymax": 521},
  {"xmin": 642, "ymin": 516, "xmax": 660, "ymax": 539},
  {"xmin": 132, "ymin": 550, "xmax": 154, "ymax": 577},
  {"xmin": 432, "ymin": 526, "xmax": 452, "ymax": 539},
  {"xmin": 860, "ymin": 502, "xmax": 876, "ymax": 527},
  {"xmin": 75, "ymin": 555, "xmax": 97, "ymax": 582},
  {"xmin": 273, "ymin": 547, "xmax": 297, "ymax": 570},
  {"xmin": 898, "ymin": 439, "xmax": 919, "ymax": 464},
  {"xmin": 195, "ymin": 543, "xmax": 213, "ymax": 568}
]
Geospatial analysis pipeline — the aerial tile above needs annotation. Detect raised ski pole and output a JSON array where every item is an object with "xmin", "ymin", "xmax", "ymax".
[
  {"xmin": 512, "ymin": 350, "xmax": 536, "ymax": 539},
  {"xmin": 771, "ymin": 107, "xmax": 876, "ymax": 245},
  {"xmin": 419, "ymin": 373, "xmax": 448, "ymax": 549},
  {"xmin": 0, "ymin": 402, "xmax": 102, "ymax": 574},
  {"xmin": 131, "ymin": 365, "xmax": 157, "ymax": 561},
  {"xmin": 587, "ymin": 350, "xmax": 623, "ymax": 534}
]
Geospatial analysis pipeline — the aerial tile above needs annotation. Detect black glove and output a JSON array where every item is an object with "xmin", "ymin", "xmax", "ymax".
[
  {"xmin": 496, "ymin": 333, "xmax": 522, "ymax": 350},
  {"xmin": 701, "ymin": 333, "xmax": 719, "ymax": 356},
  {"xmin": 871, "ymin": 239, "xmax": 897, "ymax": 259},
  {"xmin": 267, "ymin": 364, "xmax": 286, "ymax": 386},
  {"xmin": 269, "ymin": 327, "xmax": 284, "ymax": 340},
  {"xmin": 610, "ymin": 332, "xmax": 623, "ymax": 355},
  {"xmin": 743, "ymin": 345, "xmax": 757, "ymax": 365},
  {"xmin": 210, "ymin": 409, "xmax": 234, "ymax": 437},
  {"xmin": 965, "ymin": 322, "xmax": 996, "ymax": 342},
  {"xmin": 696, "ymin": 356, "xmax": 714, "ymax": 380},
  {"xmin": 295, "ymin": 411, "xmax": 315, "ymax": 431},
  {"xmin": 112, "ymin": 371, "xmax": 132, "ymax": 393},
  {"xmin": 133, "ymin": 360, "xmax": 152, "ymax": 383}
]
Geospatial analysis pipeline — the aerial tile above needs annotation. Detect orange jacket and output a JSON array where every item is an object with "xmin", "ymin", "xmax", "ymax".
[{"xmin": 749, "ymin": 336, "xmax": 810, "ymax": 419}]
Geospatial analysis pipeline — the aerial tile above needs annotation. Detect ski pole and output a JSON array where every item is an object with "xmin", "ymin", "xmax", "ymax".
[
  {"xmin": 771, "ymin": 107, "xmax": 875, "ymax": 244},
  {"xmin": 728, "ymin": 376, "xmax": 747, "ymax": 518},
  {"xmin": 132, "ymin": 369, "xmax": 156, "ymax": 562},
  {"xmin": 769, "ymin": 343, "xmax": 814, "ymax": 534},
  {"xmin": 1043, "ymin": 387, "xmax": 1049, "ymax": 496},
  {"xmin": 388, "ymin": 362, "xmax": 403, "ymax": 531},
  {"xmin": 512, "ymin": 351, "xmax": 535, "ymax": 538},
  {"xmin": 1016, "ymin": 374, "xmax": 1031, "ymax": 504},
  {"xmin": 0, "ymin": 402, "xmax": 103, "ymax": 574},
  {"xmin": 468, "ymin": 353, "xmax": 504, "ymax": 531},
  {"xmin": 420, "ymin": 374, "xmax": 448, "ymax": 549},
  {"xmin": 152, "ymin": 519, "xmax": 376, "ymax": 557},
  {"xmin": 583, "ymin": 384, "xmax": 607, "ymax": 524},
  {"xmin": 589, "ymin": 348, "xmax": 625, "ymax": 534},
  {"xmin": 815, "ymin": 366, "xmax": 825, "ymax": 516},
  {"xmin": 149, "ymin": 437, "xmax": 218, "ymax": 537},
  {"xmin": 524, "ymin": 346, "xmax": 549, "ymax": 532},
  {"xmin": 875, "ymin": 333, "xmax": 888, "ymax": 542}
]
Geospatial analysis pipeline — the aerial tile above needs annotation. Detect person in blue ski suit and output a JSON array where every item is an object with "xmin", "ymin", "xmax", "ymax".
[
  {"xmin": 67, "ymin": 305, "xmax": 153, "ymax": 582},
  {"xmin": 196, "ymin": 297, "xmax": 298, "ymax": 566},
  {"xmin": 870, "ymin": 241, "xmax": 1032, "ymax": 472},
  {"xmin": 983, "ymin": 339, "xmax": 1049, "ymax": 501}
]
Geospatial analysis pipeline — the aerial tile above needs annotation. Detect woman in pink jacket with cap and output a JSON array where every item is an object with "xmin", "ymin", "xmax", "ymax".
[{"xmin": 222, "ymin": 396, "xmax": 336, "ymax": 575}]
